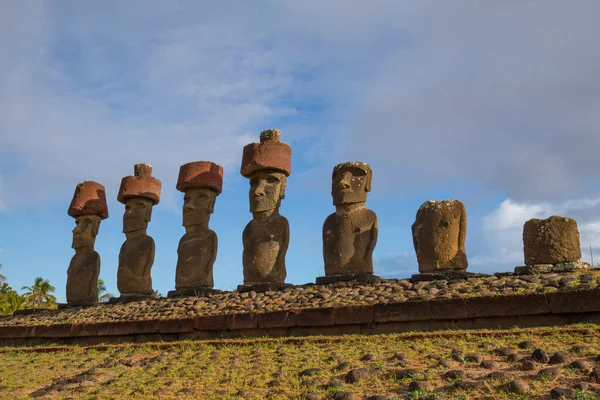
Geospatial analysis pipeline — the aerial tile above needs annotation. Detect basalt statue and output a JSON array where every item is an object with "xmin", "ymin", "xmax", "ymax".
[
  {"xmin": 240, "ymin": 129, "xmax": 291, "ymax": 290},
  {"xmin": 116, "ymin": 163, "xmax": 161, "ymax": 298},
  {"xmin": 321, "ymin": 162, "xmax": 378, "ymax": 283},
  {"xmin": 66, "ymin": 181, "xmax": 108, "ymax": 305},
  {"xmin": 412, "ymin": 200, "xmax": 468, "ymax": 273},
  {"xmin": 172, "ymin": 161, "xmax": 223, "ymax": 296}
]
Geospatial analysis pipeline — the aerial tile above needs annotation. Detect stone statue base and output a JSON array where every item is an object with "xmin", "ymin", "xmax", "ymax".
[
  {"xmin": 411, "ymin": 271, "xmax": 488, "ymax": 283},
  {"xmin": 109, "ymin": 294, "xmax": 153, "ymax": 304},
  {"xmin": 237, "ymin": 282, "xmax": 293, "ymax": 293},
  {"xmin": 514, "ymin": 262, "xmax": 592, "ymax": 275},
  {"xmin": 316, "ymin": 273, "xmax": 381, "ymax": 285},
  {"xmin": 57, "ymin": 303, "xmax": 98, "ymax": 309},
  {"xmin": 167, "ymin": 288, "xmax": 225, "ymax": 298}
]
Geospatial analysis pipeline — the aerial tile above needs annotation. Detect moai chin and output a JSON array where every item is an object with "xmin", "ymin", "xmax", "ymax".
[
  {"xmin": 412, "ymin": 200, "xmax": 468, "ymax": 273},
  {"xmin": 172, "ymin": 161, "xmax": 223, "ymax": 296},
  {"xmin": 116, "ymin": 163, "xmax": 161, "ymax": 297},
  {"xmin": 240, "ymin": 129, "xmax": 291, "ymax": 289},
  {"xmin": 66, "ymin": 181, "xmax": 108, "ymax": 305},
  {"xmin": 523, "ymin": 215, "xmax": 582, "ymax": 266},
  {"xmin": 321, "ymin": 162, "xmax": 379, "ymax": 282}
]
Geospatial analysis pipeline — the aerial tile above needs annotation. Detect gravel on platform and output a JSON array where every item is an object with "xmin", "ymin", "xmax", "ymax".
[{"xmin": 1, "ymin": 270, "xmax": 598, "ymax": 327}]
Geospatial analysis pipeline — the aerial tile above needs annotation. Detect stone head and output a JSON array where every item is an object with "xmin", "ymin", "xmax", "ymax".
[
  {"xmin": 123, "ymin": 197, "xmax": 153, "ymax": 233},
  {"xmin": 331, "ymin": 162, "xmax": 372, "ymax": 206},
  {"xmin": 183, "ymin": 187, "xmax": 217, "ymax": 226},
  {"xmin": 72, "ymin": 215, "xmax": 101, "ymax": 249},
  {"xmin": 249, "ymin": 170, "xmax": 287, "ymax": 213}
]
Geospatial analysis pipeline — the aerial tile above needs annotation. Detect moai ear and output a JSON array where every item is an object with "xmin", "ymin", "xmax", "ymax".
[
  {"xmin": 92, "ymin": 220, "xmax": 100, "ymax": 237},
  {"xmin": 280, "ymin": 175, "xmax": 287, "ymax": 200},
  {"xmin": 208, "ymin": 191, "xmax": 216, "ymax": 213},
  {"xmin": 145, "ymin": 203, "xmax": 153, "ymax": 222},
  {"xmin": 365, "ymin": 168, "xmax": 372, "ymax": 192}
]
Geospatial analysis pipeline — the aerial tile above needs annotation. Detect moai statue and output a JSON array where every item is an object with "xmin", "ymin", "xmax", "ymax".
[
  {"xmin": 518, "ymin": 215, "xmax": 586, "ymax": 274},
  {"xmin": 170, "ymin": 161, "xmax": 223, "ymax": 297},
  {"xmin": 240, "ymin": 129, "xmax": 291, "ymax": 291},
  {"xmin": 412, "ymin": 200, "xmax": 468, "ymax": 274},
  {"xmin": 319, "ymin": 162, "xmax": 379, "ymax": 284},
  {"xmin": 66, "ymin": 181, "xmax": 108, "ymax": 305},
  {"xmin": 116, "ymin": 163, "xmax": 161, "ymax": 298}
]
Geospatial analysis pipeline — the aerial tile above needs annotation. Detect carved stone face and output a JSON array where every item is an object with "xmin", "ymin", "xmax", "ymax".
[
  {"xmin": 123, "ymin": 198, "xmax": 152, "ymax": 233},
  {"xmin": 249, "ymin": 171, "xmax": 286, "ymax": 213},
  {"xmin": 332, "ymin": 165, "xmax": 370, "ymax": 206},
  {"xmin": 72, "ymin": 215, "xmax": 101, "ymax": 249},
  {"xmin": 182, "ymin": 187, "xmax": 216, "ymax": 226}
]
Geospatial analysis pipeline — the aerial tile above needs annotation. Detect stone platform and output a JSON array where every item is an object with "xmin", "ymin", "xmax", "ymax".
[{"xmin": 1, "ymin": 269, "xmax": 599, "ymax": 346}]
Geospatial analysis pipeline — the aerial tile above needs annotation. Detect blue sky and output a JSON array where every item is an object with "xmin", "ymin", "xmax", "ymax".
[{"xmin": 1, "ymin": 1, "xmax": 600, "ymax": 302}]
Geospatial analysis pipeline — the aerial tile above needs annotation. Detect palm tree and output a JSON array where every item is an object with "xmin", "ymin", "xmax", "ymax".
[
  {"xmin": 21, "ymin": 277, "xmax": 56, "ymax": 309},
  {"xmin": 0, "ymin": 282, "xmax": 12, "ymax": 295},
  {"xmin": 0, "ymin": 292, "xmax": 27, "ymax": 315},
  {"xmin": 97, "ymin": 278, "xmax": 114, "ymax": 302}
]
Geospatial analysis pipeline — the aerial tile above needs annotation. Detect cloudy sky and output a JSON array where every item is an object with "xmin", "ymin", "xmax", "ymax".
[{"xmin": 1, "ymin": 1, "xmax": 599, "ymax": 301}]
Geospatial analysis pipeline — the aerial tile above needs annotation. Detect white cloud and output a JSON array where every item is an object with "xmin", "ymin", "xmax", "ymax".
[{"xmin": 476, "ymin": 196, "xmax": 600, "ymax": 271}]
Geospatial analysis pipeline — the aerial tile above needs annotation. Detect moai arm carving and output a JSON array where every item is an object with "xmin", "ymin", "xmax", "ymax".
[
  {"xmin": 278, "ymin": 217, "xmax": 290, "ymax": 271},
  {"xmin": 411, "ymin": 222, "xmax": 418, "ymax": 256},
  {"xmin": 367, "ymin": 215, "xmax": 379, "ymax": 263},
  {"xmin": 144, "ymin": 238, "xmax": 155, "ymax": 278},
  {"xmin": 458, "ymin": 203, "xmax": 467, "ymax": 254},
  {"xmin": 209, "ymin": 231, "xmax": 218, "ymax": 272}
]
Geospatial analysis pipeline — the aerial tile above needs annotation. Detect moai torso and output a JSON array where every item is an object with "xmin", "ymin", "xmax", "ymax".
[
  {"xmin": 323, "ymin": 208, "xmax": 378, "ymax": 275},
  {"xmin": 176, "ymin": 229, "xmax": 217, "ymax": 289},
  {"xmin": 242, "ymin": 214, "xmax": 289, "ymax": 283},
  {"xmin": 117, "ymin": 234, "xmax": 155, "ymax": 295},
  {"xmin": 66, "ymin": 251, "xmax": 100, "ymax": 305},
  {"xmin": 412, "ymin": 200, "xmax": 467, "ymax": 272}
]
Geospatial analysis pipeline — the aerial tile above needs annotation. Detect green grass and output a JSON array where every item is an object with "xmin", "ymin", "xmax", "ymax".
[{"xmin": 0, "ymin": 325, "xmax": 598, "ymax": 399}]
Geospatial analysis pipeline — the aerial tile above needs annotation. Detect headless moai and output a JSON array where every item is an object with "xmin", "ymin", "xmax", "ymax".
[
  {"xmin": 523, "ymin": 215, "xmax": 581, "ymax": 265},
  {"xmin": 412, "ymin": 200, "xmax": 468, "ymax": 273},
  {"xmin": 322, "ymin": 162, "xmax": 378, "ymax": 281},
  {"xmin": 240, "ymin": 129, "xmax": 291, "ymax": 289},
  {"xmin": 173, "ymin": 161, "xmax": 222, "ymax": 295},
  {"xmin": 116, "ymin": 163, "xmax": 161, "ymax": 297},
  {"xmin": 66, "ymin": 181, "xmax": 108, "ymax": 305}
]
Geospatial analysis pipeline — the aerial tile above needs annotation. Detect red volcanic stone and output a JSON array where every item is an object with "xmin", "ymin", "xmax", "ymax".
[
  {"xmin": 117, "ymin": 163, "xmax": 162, "ymax": 204},
  {"xmin": 240, "ymin": 129, "xmax": 292, "ymax": 178},
  {"xmin": 68, "ymin": 181, "xmax": 109, "ymax": 219},
  {"xmin": 176, "ymin": 161, "xmax": 224, "ymax": 194}
]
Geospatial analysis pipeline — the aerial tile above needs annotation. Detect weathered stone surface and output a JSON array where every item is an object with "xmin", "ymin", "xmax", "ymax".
[
  {"xmin": 176, "ymin": 161, "xmax": 223, "ymax": 193},
  {"xmin": 523, "ymin": 215, "xmax": 581, "ymax": 265},
  {"xmin": 323, "ymin": 162, "xmax": 378, "ymax": 276},
  {"xmin": 175, "ymin": 162, "xmax": 222, "ymax": 291},
  {"xmin": 242, "ymin": 132, "xmax": 291, "ymax": 285},
  {"xmin": 241, "ymin": 129, "xmax": 291, "ymax": 178},
  {"xmin": 117, "ymin": 163, "xmax": 161, "ymax": 205},
  {"xmin": 117, "ymin": 164, "xmax": 161, "ymax": 296},
  {"xmin": 412, "ymin": 200, "xmax": 467, "ymax": 273},
  {"xmin": 66, "ymin": 181, "xmax": 108, "ymax": 306},
  {"xmin": 67, "ymin": 181, "xmax": 109, "ymax": 219}
]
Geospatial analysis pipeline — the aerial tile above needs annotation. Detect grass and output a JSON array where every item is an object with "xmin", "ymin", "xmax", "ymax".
[{"xmin": 0, "ymin": 325, "xmax": 598, "ymax": 399}]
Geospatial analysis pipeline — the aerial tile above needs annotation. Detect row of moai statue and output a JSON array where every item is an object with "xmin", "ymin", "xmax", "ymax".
[{"xmin": 65, "ymin": 129, "xmax": 588, "ymax": 305}]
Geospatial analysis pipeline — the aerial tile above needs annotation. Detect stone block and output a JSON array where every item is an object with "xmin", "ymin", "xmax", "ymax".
[
  {"xmin": 117, "ymin": 163, "xmax": 162, "ymax": 204},
  {"xmin": 466, "ymin": 293, "xmax": 550, "ymax": 318},
  {"xmin": 547, "ymin": 288, "xmax": 600, "ymax": 314},
  {"xmin": 295, "ymin": 308, "xmax": 335, "ymax": 326},
  {"xmin": 257, "ymin": 310, "xmax": 297, "ymax": 329},
  {"xmin": 523, "ymin": 215, "xmax": 581, "ymax": 264},
  {"xmin": 334, "ymin": 305, "xmax": 374, "ymax": 325},
  {"xmin": 374, "ymin": 298, "xmax": 468, "ymax": 323},
  {"xmin": 227, "ymin": 313, "xmax": 258, "ymax": 330}
]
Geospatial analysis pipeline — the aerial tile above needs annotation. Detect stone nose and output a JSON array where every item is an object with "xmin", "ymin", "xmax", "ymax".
[
  {"xmin": 336, "ymin": 172, "xmax": 352, "ymax": 189},
  {"xmin": 253, "ymin": 181, "xmax": 266, "ymax": 197}
]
